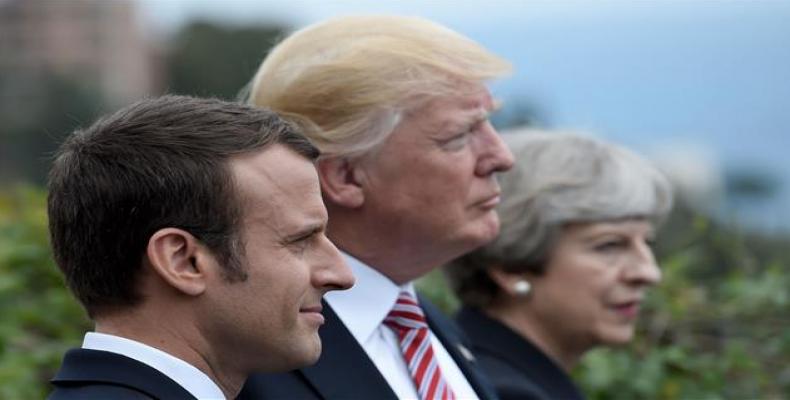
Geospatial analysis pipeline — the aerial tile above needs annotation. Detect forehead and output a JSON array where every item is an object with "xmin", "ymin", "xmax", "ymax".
[
  {"xmin": 382, "ymin": 84, "xmax": 494, "ymax": 147},
  {"xmin": 229, "ymin": 145, "xmax": 325, "ymax": 230},
  {"xmin": 417, "ymin": 84, "xmax": 494, "ymax": 120}
]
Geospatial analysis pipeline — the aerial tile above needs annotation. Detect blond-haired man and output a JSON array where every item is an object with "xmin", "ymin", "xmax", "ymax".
[{"xmin": 241, "ymin": 16, "xmax": 514, "ymax": 400}]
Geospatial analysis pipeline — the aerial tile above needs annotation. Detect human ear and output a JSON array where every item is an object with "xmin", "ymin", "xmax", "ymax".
[
  {"xmin": 488, "ymin": 268, "xmax": 531, "ymax": 297},
  {"xmin": 145, "ymin": 228, "xmax": 208, "ymax": 296},
  {"xmin": 317, "ymin": 157, "xmax": 365, "ymax": 208}
]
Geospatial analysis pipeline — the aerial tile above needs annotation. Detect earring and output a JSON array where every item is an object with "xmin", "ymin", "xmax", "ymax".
[{"xmin": 513, "ymin": 280, "xmax": 531, "ymax": 296}]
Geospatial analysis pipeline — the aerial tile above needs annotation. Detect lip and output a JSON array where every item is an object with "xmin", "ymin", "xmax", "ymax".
[
  {"xmin": 475, "ymin": 192, "xmax": 501, "ymax": 210},
  {"xmin": 300, "ymin": 305, "xmax": 325, "ymax": 325},
  {"xmin": 611, "ymin": 300, "xmax": 641, "ymax": 319},
  {"xmin": 300, "ymin": 304, "xmax": 323, "ymax": 313}
]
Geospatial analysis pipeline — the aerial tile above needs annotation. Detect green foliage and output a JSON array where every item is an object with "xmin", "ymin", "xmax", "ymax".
[
  {"xmin": 0, "ymin": 187, "xmax": 90, "ymax": 397},
  {"xmin": 574, "ymin": 235, "xmax": 790, "ymax": 399},
  {"xmin": 2, "ymin": 185, "xmax": 788, "ymax": 398},
  {"xmin": 419, "ymin": 201, "xmax": 790, "ymax": 399}
]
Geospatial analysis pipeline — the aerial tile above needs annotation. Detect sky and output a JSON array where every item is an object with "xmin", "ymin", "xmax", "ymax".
[{"xmin": 136, "ymin": 0, "xmax": 790, "ymax": 233}]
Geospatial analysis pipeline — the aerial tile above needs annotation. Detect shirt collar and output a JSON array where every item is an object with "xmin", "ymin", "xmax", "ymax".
[
  {"xmin": 325, "ymin": 252, "xmax": 417, "ymax": 345},
  {"xmin": 82, "ymin": 332, "xmax": 225, "ymax": 400}
]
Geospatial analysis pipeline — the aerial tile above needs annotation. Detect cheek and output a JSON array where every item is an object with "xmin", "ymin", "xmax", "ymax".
[
  {"xmin": 545, "ymin": 270, "xmax": 607, "ymax": 318},
  {"xmin": 273, "ymin": 261, "xmax": 312, "ymax": 294},
  {"xmin": 426, "ymin": 167, "xmax": 476, "ymax": 206},
  {"xmin": 388, "ymin": 171, "xmax": 470, "ymax": 211},
  {"xmin": 249, "ymin": 253, "xmax": 310, "ymax": 301}
]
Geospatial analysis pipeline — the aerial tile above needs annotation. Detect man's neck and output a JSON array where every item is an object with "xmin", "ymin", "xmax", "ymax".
[
  {"xmin": 327, "ymin": 218, "xmax": 461, "ymax": 284},
  {"xmin": 94, "ymin": 315, "xmax": 241, "ymax": 399}
]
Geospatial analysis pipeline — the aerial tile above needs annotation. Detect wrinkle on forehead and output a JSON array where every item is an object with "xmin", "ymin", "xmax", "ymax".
[{"xmin": 422, "ymin": 98, "xmax": 495, "ymax": 137}]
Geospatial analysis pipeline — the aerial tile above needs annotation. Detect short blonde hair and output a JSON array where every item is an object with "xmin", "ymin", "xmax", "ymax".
[{"xmin": 246, "ymin": 15, "xmax": 511, "ymax": 158}]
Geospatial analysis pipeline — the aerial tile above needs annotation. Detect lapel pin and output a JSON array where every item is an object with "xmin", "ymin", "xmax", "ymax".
[{"xmin": 458, "ymin": 344, "xmax": 476, "ymax": 362}]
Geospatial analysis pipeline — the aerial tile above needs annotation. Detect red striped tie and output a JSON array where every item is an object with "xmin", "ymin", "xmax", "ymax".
[{"xmin": 384, "ymin": 292, "xmax": 456, "ymax": 400}]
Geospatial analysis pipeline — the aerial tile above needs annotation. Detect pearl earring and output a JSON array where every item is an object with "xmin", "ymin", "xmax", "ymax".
[{"xmin": 513, "ymin": 280, "xmax": 531, "ymax": 296}]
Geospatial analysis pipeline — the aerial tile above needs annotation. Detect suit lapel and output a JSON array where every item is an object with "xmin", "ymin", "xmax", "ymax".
[
  {"xmin": 420, "ymin": 296, "xmax": 501, "ymax": 400},
  {"xmin": 52, "ymin": 348, "xmax": 196, "ymax": 400},
  {"xmin": 299, "ymin": 302, "xmax": 399, "ymax": 400}
]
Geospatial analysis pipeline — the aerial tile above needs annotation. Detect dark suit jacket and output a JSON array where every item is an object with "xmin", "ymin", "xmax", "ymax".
[
  {"xmin": 456, "ymin": 307, "xmax": 585, "ymax": 400},
  {"xmin": 48, "ymin": 348, "xmax": 197, "ymax": 400},
  {"xmin": 239, "ymin": 296, "xmax": 499, "ymax": 400}
]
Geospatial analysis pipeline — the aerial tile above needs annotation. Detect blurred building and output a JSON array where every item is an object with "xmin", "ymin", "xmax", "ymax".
[{"xmin": 0, "ymin": 0, "xmax": 160, "ymax": 108}]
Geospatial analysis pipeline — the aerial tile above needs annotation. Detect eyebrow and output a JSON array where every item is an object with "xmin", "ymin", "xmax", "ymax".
[
  {"xmin": 431, "ymin": 98, "xmax": 503, "ymax": 137},
  {"xmin": 581, "ymin": 226, "xmax": 656, "ymax": 241},
  {"xmin": 445, "ymin": 109, "xmax": 491, "ymax": 135},
  {"xmin": 463, "ymin": 100, "xmax": 503, "ymax": 126}
]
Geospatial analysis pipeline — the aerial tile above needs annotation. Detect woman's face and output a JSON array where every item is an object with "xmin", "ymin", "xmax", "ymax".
[{"xmin": 525, "ymin": 219, "xmax": 661, "ymax": 351}]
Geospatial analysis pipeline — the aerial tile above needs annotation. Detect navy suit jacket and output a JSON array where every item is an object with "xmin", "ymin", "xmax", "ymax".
[
  {"xmin": 456, "ymin": 307, "xmax": 585, "ymax": 400},
  {"xmin": 239, "ymin": 296, "xmax": 499, "ymax": 400},
  {"xmin": 48, "ymin": 348, "xmax": 197, "ymax": 400}
]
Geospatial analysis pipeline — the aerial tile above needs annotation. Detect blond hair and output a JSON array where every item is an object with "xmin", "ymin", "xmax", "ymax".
[{"xmin": 247, "ymin": 15, "xmax": 511, "ymax": 158}]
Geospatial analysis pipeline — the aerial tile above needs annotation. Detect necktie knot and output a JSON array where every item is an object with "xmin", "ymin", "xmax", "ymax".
[{"xmin": 384, "ymin": 292, "xmax": 428, "ymax": 331}]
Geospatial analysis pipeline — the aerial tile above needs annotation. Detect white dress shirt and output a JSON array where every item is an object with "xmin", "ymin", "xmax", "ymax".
[
  {"xmin": 325, "ymin": 253, "xmax": 479, "ymax": 400},
  {"xmin": 82, "ymin": 332, "xmax": 225, "ymax": 400}
]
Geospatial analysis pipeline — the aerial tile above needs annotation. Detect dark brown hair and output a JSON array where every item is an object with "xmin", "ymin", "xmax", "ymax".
[{"xmin": 47, "ymin": 95, "xmax": 318, "ymax": 317}]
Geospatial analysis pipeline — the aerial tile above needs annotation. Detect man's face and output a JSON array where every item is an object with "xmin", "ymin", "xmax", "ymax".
[
  {"xmin": 203, "ymin": 144, "xmax": 354, "ymax": 372},
  {"xmin": 357, "ymin": 84, "xmax": 514, "ymax": 283}
]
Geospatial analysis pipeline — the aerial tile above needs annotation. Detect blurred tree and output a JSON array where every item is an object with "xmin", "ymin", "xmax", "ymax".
[
  {"xmin": 418, "ymin": 198, "xmax": 790, "ymax": 399},
  {"xmin": 490, "ymin": 97, "xmax": 551, "ymax": 130},
  {"xmin": 724, "ymin": 168, "xmax": 779, "ymax": 201},
  {"xmin": 166, "ymin": 21, "xmax": 287, "ymax": 100},
  {"xmin": 573, "ymin": 200, "xmax": 790, "ymax": 399},
  {"xmin": 0, "ymin": 74, "xmax": 105, "ymax": 185}
]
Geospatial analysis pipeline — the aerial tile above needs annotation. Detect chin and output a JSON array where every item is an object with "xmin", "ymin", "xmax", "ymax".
[
  {"xmin": 299, "ymin": 336, "xmax": 322, "ymax": 365},
  {"xmin": 601, "ymin": 327, "xmax": 636, "ymax": 346},
  {"xmin": 275, "ymin": 337, "xmax": 322, "ymax": 371},
  {"xmin": 469, "ymin": 212, "xmax": 501, "ymax": 245}
]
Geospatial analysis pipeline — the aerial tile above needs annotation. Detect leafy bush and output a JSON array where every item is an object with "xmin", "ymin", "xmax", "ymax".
[
  {"xmin": 575, "ymin": 227, "xmax": 790, "ymax": 399},
  {"xmin": 2, "ymin": 186, "xmax": 788, "ymax": 398},
  {"xmin": 418, "ymin": 204, "xmax": 790, "ymax": 399},
  {"xmin": 0, "ymin": 187, "xmax": 90, "ymax": 398}
]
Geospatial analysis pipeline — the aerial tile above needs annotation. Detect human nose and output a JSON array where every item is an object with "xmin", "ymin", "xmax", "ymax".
[
  {"xmin": 312, "ymin": 235, "xmax": 355, "ymax": 292},
  {"xmin": 623, "ymin": 243, "xmax": 661, "ymax": 286},
  {"xmin": 475, "ymin": 125, "xmax": 515, "ymax": 177}
]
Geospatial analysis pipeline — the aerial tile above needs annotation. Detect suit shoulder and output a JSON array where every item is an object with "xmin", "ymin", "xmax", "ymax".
[
  {"xmin": 240, "ymin": 371, "xmax": 320, "ymax": 400},
  {"xmin": 49, "ymin": 383, "xmax": 153, "ymax": 400},
  {"xmin": 474, "ymin": 351, "xmax": 552, "ymax": 400}
]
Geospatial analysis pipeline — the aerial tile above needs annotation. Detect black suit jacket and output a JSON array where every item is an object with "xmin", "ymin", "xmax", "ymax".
[
  {"xmin": 456, "ymin": 307, "xmax": 585, "ymax": 400},
  {"xmin": 239, "ymin": 297, "xmax": 499, "ymax": 400},
  {"xmin": 48, "ymin": 348, "xmax": 197, "ymax": 400}
]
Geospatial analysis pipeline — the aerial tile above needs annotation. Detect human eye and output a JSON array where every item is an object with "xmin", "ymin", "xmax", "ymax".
[
  {"xmin": 439, "ymin": 130, "xmax": 472, "ymax": 151},
  {"xmin": 284, "ymin": 228, "xmax": 320, "ymax": 255},
  {"xmin": 593, "ymin": 238, "xmax": 627, "ymax": 253}
]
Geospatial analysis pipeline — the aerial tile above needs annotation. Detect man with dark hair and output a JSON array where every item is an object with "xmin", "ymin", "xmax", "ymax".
[{"xmin": 47, "ymin": 95, "xmax": 354, "ymax": 400}]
